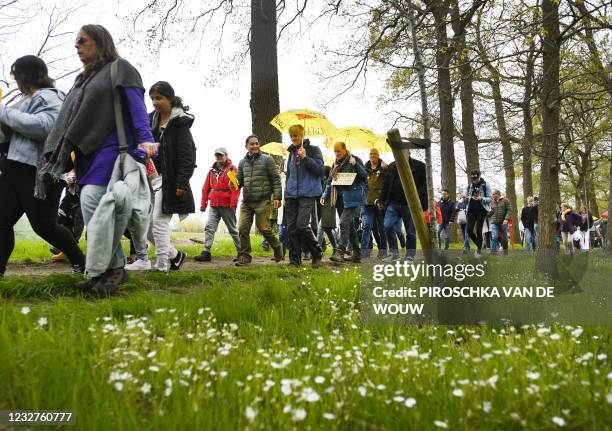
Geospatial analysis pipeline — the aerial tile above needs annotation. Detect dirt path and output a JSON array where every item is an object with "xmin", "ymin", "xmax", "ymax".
[{"xmin": 4, "ymin": 256, "xmax": 338, "ymax": 276}]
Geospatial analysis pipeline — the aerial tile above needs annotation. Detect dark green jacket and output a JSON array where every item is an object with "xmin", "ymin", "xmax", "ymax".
[
  {"xmin": 365, "ymin": 159, "xmax": 386, "ymax": 205},
  {"xmin": 489, "ymin": 197, "xmax": 512, "ymax": 224},
  {"xmin": 237, "ymin": 152, "xmax": 282, "ymax": 202}
]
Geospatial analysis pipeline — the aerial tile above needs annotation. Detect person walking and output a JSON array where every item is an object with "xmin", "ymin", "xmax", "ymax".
[
  {"xmin": 317, "ymin": 165, "xmax": 338, "ymax": 255},
  {"xmin": 521, "ymin": 196, "xmax": 536, "ymax": 254},
  {"xmin": 321, "ymin": 142, "xmax": 367, "ymax": 263},
  {"xmin": 284, "ymin": 124, "xmax": 324, "ymax": 268},
  {"xmin": 0, "ymin": 55, "xmax": 86, "ymax": 277},
  {"xmin": 577, "ymin": 205, "xmax": 594, "ymax": 252},
  {"xmin": 489, "ymin": 189, "xmax": 512, "ymax": 255},
  {"xmin": 126, "ymin": 81, "xmax": 195, "ymax": 272},
  {"xmin": 235, "ymin": 134, "xmax": 283, "ymax": 266},
  {"xmin": 36, "ymin": 25, "xmax": 155, "ymax": 294},
  {"xmin": 463, "ymin": 170, "xmax": 492, "ymax": 258},
  {"xmin": 377, "ymin": 150, "xmax": 427, "ymax": 262},
  {"xmin": 361, "ymin": 148, "xmax": 387, "ymax": 258},
  {"xmin": 437, "ymin": 189, "xmax": 455, "ymax": 250},
  {"xmin": 195, "ymin": 147, "xmax": 240, "ymax": 262},
  {"xmin": 455, "ymin": 192, "xmax": 470, "ymax": 253},
  {"xmin": 559, "ymin": 203, "xmax": 581, "ymax": 254}
]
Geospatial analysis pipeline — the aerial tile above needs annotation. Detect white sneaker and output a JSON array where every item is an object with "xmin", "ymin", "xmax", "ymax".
[
  {"xmin": 155, "ymin": 258, "xmax": 169, "ymax": 272},
  {"xmin": 125, "ymin": 259, "xmax": 151, "ymax": 271}
]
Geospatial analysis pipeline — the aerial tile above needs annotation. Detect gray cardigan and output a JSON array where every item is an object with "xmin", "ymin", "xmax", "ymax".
[{"xmin": 0, "ymin": 88, "xmax": 63, "ymax": 167}]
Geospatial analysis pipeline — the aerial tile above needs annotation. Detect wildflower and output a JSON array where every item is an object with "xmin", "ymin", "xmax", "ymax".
[
  {"xmin": 292, "ymin": 408, "xmax": 307, "ymax": 422},
  {"xmin": 37, "ymin": 317, "xmax": 48, "ymax": 327},
  {"xmin": 487, "ymin": 375, "xmax": 499, "ymax": 388},
  {"xmin": 358, "ymin": 386, "xmax": 367, "ymax": 396},
  {"xmin": 550, "ymin": 333, "xmax": 561, "ymax": 340},
  {"xmin": 434, "ymin": 420, "xmax": 448, "ymax": 429},
  {"xmin": 552, "ymin": 416, "xmax": 566, "ymax": 427},
  {"xmin": 404, "ymin": 398, "xmax": 416, "ymax": 408},
  {"xmin": 323, "ymin": 413, "xmax": 336, "ymax": 420},
  {"xmin": 245, "ymin": 406, "xmax": 257, "ymax": 421},
  {"xmin": 597, "ymin": 353, "xmax": 607, "ymax": 361},
  {"xmin": 482, "ymin": 401, "xmax": 492, "ymax": 413},
  {"xmin": 140, "ymin": 383, "xmax": 151, "ymax": 394},
  {"xmin": 114, "ymin": 382, "xmax": 124, "ymax": 391},
  {"xmin": 149, "ymin": 366, "xmax": 160, "ymax": 372},
  {"xmin": 20, "ymin": 306, "xmax": 30, "ymax": 315},
  {"xmin": 300, "ymin": 387, "xmax": 320, "ymax": 403},
  {"xmin": 393, "ymin": 396, "xmax": 404, "ymax": 403},
  {"xmin": 314, "ymin": 376, "xmax": 325, "ymax": 384},
  {"xmin": 526, "ymin": 371, "xmax": 540, "ymax": 381},
  {"xmin": 452, "ymin": 389, "xmax": 464, "ymax": 397}
]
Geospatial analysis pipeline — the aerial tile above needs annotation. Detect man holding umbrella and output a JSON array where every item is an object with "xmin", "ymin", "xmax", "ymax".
[{"xmin": 284, "ymin": 124, "xmax": 324, "ymax": 268}]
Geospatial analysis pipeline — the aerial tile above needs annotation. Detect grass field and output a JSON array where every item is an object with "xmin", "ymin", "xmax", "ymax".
[{"xmin": 1, "ymin": 234, "xmax": 610, "ymax": 430}]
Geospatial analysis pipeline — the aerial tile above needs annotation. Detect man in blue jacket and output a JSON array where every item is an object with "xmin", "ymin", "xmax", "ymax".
[
  {"xmin": 284, "ymin": 124, "xmax": 324, "ymax": 268},
  {"xmin": 321, "ymin": 142, "xmax": 367, "ymax": 263}
]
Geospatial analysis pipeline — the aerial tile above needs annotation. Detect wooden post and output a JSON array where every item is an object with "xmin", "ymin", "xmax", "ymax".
[{"xmin": 387, "ymin": 128, "xmax": 432, "ymax": 263}]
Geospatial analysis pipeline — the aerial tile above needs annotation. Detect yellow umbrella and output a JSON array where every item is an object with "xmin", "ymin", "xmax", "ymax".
[
  {"xmin": 324, "ymin": 126, "xmax": 392, "ymax": 152},
  {"xmin": 270, "ymin": 109, "xmax": 337, "ymax": 137},
  {"xmin": 260, "ymin": 142, "xmax": 289, "ymax": 157}
]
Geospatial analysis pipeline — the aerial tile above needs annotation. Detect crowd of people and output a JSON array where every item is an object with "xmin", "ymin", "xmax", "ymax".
[{"xmin": 0, "ymin": 25, "xmax": 608, "ymax": 295}]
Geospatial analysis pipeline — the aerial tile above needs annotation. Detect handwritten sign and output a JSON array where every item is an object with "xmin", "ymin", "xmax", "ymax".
[{"xmin": 331, "ymin": 172, "xmax": 357, "ymax": 186}]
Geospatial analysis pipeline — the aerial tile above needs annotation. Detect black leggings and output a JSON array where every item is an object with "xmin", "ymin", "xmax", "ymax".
[
  {"xmin": 466, "ymin": 210, "xmax": 487, "ymax": 252},
  {"xmin": 0, "ymin": 160, "xmax": 85, "ymax": 274}
]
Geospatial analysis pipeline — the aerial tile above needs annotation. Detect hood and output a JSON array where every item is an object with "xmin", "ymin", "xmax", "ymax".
[
  {"xmin": 35, "ymin": 87, "xmax": 65, "ymax": 103},
  {"xmin": 150, "ymin": 107, "xmax": 195, "ymax": 130}
]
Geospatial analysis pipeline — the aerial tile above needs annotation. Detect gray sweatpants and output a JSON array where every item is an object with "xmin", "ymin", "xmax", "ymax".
[
  {"xmin": 204, "ymin": 206, "xmax": 240, "ymax": 253},
  {"xmin": 133, "ymin": 177, "xmax": 177, "ymax": 262}
]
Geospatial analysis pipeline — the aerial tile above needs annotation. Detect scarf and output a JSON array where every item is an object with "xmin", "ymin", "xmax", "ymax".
[
  {"xmin": 329, "ymin": 151, "xmax": 353, "ymax": 207},
  {"xmin": 34, "ymin": 68, "xmax": 101, "ymax": 199}
]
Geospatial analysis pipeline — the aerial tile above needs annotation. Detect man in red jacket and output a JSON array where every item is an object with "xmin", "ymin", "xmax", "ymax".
[{"xmin": 195, "ymin": 147, "xmax": 241, "ymax": 262}]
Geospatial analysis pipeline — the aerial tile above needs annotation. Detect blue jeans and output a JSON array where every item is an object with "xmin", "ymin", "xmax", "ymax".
[
  {"xmin": 361, "ymin": 206, "xmax": 387, "ymax": 251},
  {"xmin": 384, "ymin": 202, "xmax": 416, "ymax": 257},
  {"xmin": 491, "ymin": 223, "xmax": 508, "ymax": 253},
  {"xmin": 524, "ymin": 226, "xmax": 537, "ymax": 253},
  {"xmin": 437, "ymin": 223, "xmax": 451, "ymax": 250},
  {"xmin": 460, "ymin": 223, "xmax": 471, "ymax": 250}
]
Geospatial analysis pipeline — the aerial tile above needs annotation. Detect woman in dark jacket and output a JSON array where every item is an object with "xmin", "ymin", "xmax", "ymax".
[{"xmin": 126, "ymin": 81, "xmax": 196, "ymax": 273}]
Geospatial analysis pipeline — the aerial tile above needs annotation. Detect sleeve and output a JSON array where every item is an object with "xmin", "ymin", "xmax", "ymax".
[
  {"xmin": 172, "ymin": 121, "xmax": 197, "ymax": 190},
  {"xmin": 301, "ymin": 146, "xmax": 324, "ymax": 177},
  {"xmin": 230, "ymin": 165, "xmax": 240, "ymax": 208},
  {"xmin": 354, "ymin": 158, "xmax": 367, "ymax": 181},
  {"xmin": 0, "ymin": 94, "xmax": 60, "ymax": 142},
  {"xmin": 123, "ymin": 87, "xmax": 154, "ymax": 144},
  {"xmin": 481, "ymin": 182, "xmax": 492, "ymax": 206},
  {"xmin": 237, "ymin": 160, "xmax": 244, "ymax": 189},
  {"xmin": 268, "ymin": 157, "xmax": 282, "ymax": 200},
  {"xmin": 201, "ymin": 171, "xmax": 211, "ymax": 211}
]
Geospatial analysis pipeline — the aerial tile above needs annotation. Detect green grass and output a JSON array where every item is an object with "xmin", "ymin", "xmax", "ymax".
[{"xmin": 1, "ymin": 237, "xmax": 610, "ymax": 430}]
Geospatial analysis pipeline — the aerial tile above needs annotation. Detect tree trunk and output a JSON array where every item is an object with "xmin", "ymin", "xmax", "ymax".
[
  {"xmin": 521, "ymin": 44, "xmax": 536, "ymax": 202},
  {"xmin": 450, "ymin": 0, "xmax": 479, "ymax": 179},
  {"xmin": 408, "ymin": 0, "xmax": 437, "ymax": 249},
  {"xmin": 431, "ymin": 1, "xmax": 457, "ymax": 205},
  {"xmin": 586, "ymin": 174, "xmax": 598, "ymax": 217},
  {"xmin": 607, "ymin": 159, "xmax": 612, "ymax": 252},
  {"xmin": 490, "ymin": 79, "xmax": 521, "ymax": 243},
  {"xmin": 537, "ymin": 0, "xmax": 561, "ymax": 275},
  {"xmin": 250, "ymin": 0, "xmax": 282, "ymax": 151}
]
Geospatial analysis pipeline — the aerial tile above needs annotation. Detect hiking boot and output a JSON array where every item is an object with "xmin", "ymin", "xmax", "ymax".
[
  {"xmin": 75, "ymin": 276, "xmax": 101, "ymax": 292},
  {"xmin": 92, "ymin": 268, "xmax": 128, "ymax": 296},
  {"xmin": 382, "ymin": 252, "xmax": 401, "ymax": 262},
  {"xmin": 330, "ymin": 250, "xmax": 345, "ymax": 263},
  {"xmin": 194, "ymin": 250, "xmax": 212, "ymax": 262},
  {"xmin": 351, "ymin": 248, "xmax": 362, "ymax": 263},
  {"xmin": 170, "ymin": 250, "xmax": 187, "ymax": 270},
  {"xmin": 273, "ymin": 245, "xmax": 283, "ymax": 262},
  {"xmin": 311, "ymin": 255, "xmax": 323, "ymax": 269},
  {"xmin": 52, "ymin": 252, "xmax": 66, "ymax": 261},
  {"xmin": 232, "ymin": 255, "xmax": 240, "ymax": 262},
  {"xmin": 125, "ymin": 259, "xmax": 151, "ymax": 271},
  {"xmin": 71, "ymin": 264, "xmax": 85, "ymax": 275},
  {"xmin": 235, "ymin": 255, "xmax": 251, "ymax": 266}
]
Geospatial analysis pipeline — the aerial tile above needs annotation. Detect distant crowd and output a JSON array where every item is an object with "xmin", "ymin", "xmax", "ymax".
[{"xmin": 0, "ymin": 24, "xmax": 608, "ymax": 295}]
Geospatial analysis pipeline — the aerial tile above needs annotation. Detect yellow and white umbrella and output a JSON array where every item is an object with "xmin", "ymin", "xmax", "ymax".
[
  {"xmin": 324, "ymin": 126, "xmax": 391, "ymax": 153},
  {"xmin": 270, "ymin": 109, "xmax": 337, "ymax": 137}
]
